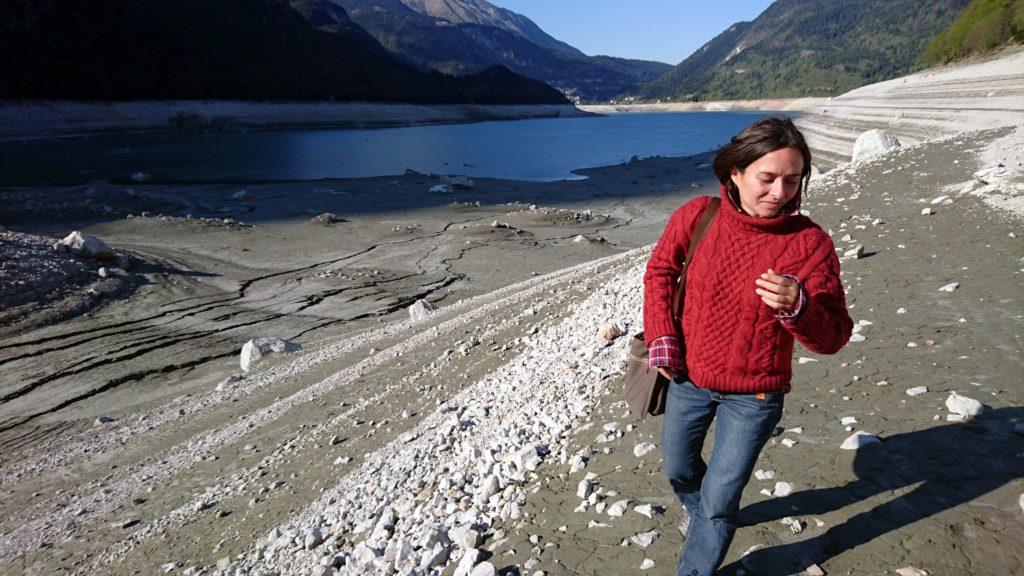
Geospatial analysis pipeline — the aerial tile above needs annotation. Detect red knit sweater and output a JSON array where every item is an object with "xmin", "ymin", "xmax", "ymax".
[{"xmin": 643, "ymin": 185, "xmax": 853, "ymax": 394}]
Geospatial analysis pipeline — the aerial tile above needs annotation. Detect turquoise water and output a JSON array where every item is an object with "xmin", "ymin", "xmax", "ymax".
[{"xmin": 1, "ymin": 111, "xmax": 775, "ymax": 185}]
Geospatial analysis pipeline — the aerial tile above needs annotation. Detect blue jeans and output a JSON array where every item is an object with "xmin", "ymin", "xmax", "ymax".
[{"xmin": 661, "ymin": 378, "xmax": 784, "ymax": 576}]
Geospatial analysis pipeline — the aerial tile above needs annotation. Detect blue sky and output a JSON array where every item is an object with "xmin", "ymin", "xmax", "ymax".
[{"xmin": 492, "ymin": 0, "xmax": 775, "ymax": 64}]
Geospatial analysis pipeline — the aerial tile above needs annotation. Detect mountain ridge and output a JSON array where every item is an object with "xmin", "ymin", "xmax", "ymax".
[{"xmin": 637, "ymin": 0, "xmax": 972, "ymax": 101}]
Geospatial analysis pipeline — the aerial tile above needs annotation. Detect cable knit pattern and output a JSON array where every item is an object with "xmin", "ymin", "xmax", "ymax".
[{"xmin": 643, "ymin": 185, "xmax": 853, "ymax": 394}]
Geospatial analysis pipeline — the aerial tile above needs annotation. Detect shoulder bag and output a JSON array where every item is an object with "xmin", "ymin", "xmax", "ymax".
[{"xmin": 625, "ymin": 197, "xmax": 720, "ymax": 418}]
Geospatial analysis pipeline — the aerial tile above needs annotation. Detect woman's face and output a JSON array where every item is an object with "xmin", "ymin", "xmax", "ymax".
[{"xmin": 730, "ymin": 147, "xmax": 804, "ymax": 218}]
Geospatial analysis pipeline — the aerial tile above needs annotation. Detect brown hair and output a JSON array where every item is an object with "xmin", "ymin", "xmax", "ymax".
[{"xmin": 711, "ymin": 116, "xmax": 812, "ymax": 215}]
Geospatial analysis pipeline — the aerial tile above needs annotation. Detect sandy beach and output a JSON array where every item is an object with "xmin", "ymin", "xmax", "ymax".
[{"xmin": 1, "ymin": 53, "xmax": 1022, "ymax": 576}]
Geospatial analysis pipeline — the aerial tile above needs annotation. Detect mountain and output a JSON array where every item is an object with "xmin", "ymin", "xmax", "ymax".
[
  {"xmin": 637, "ymin": 0, "xmax": 972, "ymax": 101},
  {"xmin": 333, "ymin": 0, "xmax": 672, "ymax": 102},
  {"xmin": 0, "ymin": 0, "xmax": 568, "ymax": 104},
  {"xmin": 399, "ymin": 0, "xmax": 581, "ymax": 54},
  {"xmin": 924, "ymin": 0, "xmax": 1024, "ymax": 64}
]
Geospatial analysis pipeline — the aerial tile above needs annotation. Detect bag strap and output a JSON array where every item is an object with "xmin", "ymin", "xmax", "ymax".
[{"xmin": 671, "ymin": 197, "xmax": 720, "ymax": 318}]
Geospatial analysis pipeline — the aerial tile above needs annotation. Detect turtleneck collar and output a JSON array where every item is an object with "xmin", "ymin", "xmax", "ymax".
[{"xmin": 718, "ymin": 183, "xmax": 800, "ymax": 234}]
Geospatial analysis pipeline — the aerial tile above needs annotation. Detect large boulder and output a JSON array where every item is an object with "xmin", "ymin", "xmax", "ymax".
[
  {"xmin": 852, "ymin": 129, "xmax": 901, "ymax": 164},
  {"xmin": 240, "ymin": 337, "xmax": 300, "ymax": 371},
  {"xmin": 53, "ymin": 231, "xmax": 115, "ymax": 259}
]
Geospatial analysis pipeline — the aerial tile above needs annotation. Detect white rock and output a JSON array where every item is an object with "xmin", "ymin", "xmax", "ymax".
[
  {"xmin": 514, "ymin": 445, "xmax": 543, "ymax": 472},
  {"xmin": 852, "ymin": 129, "xmax": 901, "ymax": 163},
  {"xmin": 797, "ymin": 357, "xmax": 818, "ymax": 364},
  {"xmin": 921, "ymin": 207, "xmax": 935, "ymax": 215},
  {"xmin": 304, "ymin": 527, "xmax": 324, "ymax": 550},
  {"xmin": 240, "ymin": 337, "xmax": 299, "ymax": 371},
  {"xmin": 453, "ymin": 548, "xmax": 481, "ymax": 576},
  {"xmin": 841, "ymin": 431, "xmax": 882, "ymax": 450},
  {"xmin": 754, "ymin": 469, "xmax": 775, "ymax": 480},
  {"xmin": 633, "ymin": 504, "xmax": 662, "ymax": 518},
  {"xmin": 476, "ymin": 475, "xmax": 501, "ymax": 504},
  {"xmin": 640, "ymin": 559, "xmax": 656, "ymax": 570},
  {"xmin": 408, "ymin": 299, "xmax": 438, "ymax": 321},
  {"xmin": 441, "ymin": 175, "xmax": 475, "ymax": 189},
  {"xmin": 576, "ymin": 479, "xmax": 594, "ymax": 499},
  {"xmin": 633, "ymin": 442, "xmax": 657, "ymax": 458},
  {"xmin": 849, "ymin": 333, "xmax": 866, "ymax": 342},
  {"xmin": 895, "ymin": 568, "xmax": 929, "ymax": 576},
  {"xmin": 840, "ymin": 416, "xmax": 858, "ymax": 426},
  {"xmin": 773, "ymin": 482, "xmax": 794, "ymax": 497},
  {"xmin": 781, "ymin": 438, "xmax": 798, "ymax": 448},
  {"xmin": 938, "ymin": 282, "xmax": 960, "ymax": 293},
  {"xmin": 843, "ymin": 245, "xmax": 865, "ymax": 259},
  {"xmin": 606, "ymin": 499, "xmax": 630, "ymax": 517},
  {"xmin": 945, "ymin": 392, "xmax": 984, "ymax": 418},
  {"xmin": 630, "ymin": 530, "xmax": 660, "ymax": 548},
  {"xmin": 469, "ymin": 562, "xmax": 496, "ymax": 576},
  {"xmin": 906, "ymin": 386, "xmax": 928, "ymax": 397},
  {"xmin": 1019, "ymin": 493, "xmax": 1024, "ymax": 515},
  {"xmin": 54, "ymin": 231, "xmax": 115, "ymax": 259}
]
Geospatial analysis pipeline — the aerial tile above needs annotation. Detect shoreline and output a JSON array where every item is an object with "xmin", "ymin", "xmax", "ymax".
[
  {"xmin": 580, "ymin": 97, "xmax": 828, "ymax": 114},
  {"xmin": 0, "ymin": 101, "xmax": 594, "ymax": 142}
]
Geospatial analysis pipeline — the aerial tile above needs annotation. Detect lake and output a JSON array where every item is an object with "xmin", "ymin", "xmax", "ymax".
[{"xmin": 1, "ymin": 111, "xmax": 777, "ymax": 186}]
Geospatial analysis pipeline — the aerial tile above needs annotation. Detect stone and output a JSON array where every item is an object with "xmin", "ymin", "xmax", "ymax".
[
  {"xmin": 781, "ymin": 438, "xmax": 798, "ymax": 448},
  {"xmin": 514, "ymin": 445, "xmax": 543, "ymax": 472},
  {"xmin": 240, "ymin": 337, "xmax": 300, "ymax": 371},
  {"xmin": 805, "ymin": 563, "xmax": 826, "ymax": 576},
  {"xmin": 773, "ymin": 482, "xmax": 794, "ymax": 497},
  {"xmin": 895, "ymin": 568, "xmax": 929, "ymax": 576},
  {"xmin": 596, "ymin": 322, "xmax": 623, "ymax": 341},
  {"xmin": 641, "ymin": 559, "xmax": 656, "ymax": 570},
  {"xmin": 98, "ymin": 267, "xmax": 110, "ymax": 278},
  {"xmin": 469, "ymin": 562, "xmax": 496, "ymax": 576},
  {"xmin": 161, "ymin": 562, "xmax": 182, "ymax": 572},
  {"xmin": 304, "ymin": 527, "xmax": 324, "ymax": 550},
  {"xmin": 840, "ymin": 416, "xmax": 857, "ymax": 426},
  {"xmin": 441, "ymin": 175, "xmax": 475, "ymax": 189},
  {"xmin": 606, "ymin": 499, "xmax": 630, "ymax": 517},
  {"xmin": 420, "ymin": 543, "xmax": 448, "ymax": 571},
  {"xmin": 453, "ymin": 548, "xmax": 481, "ymax": 576},
  {"xmin": 843, "ymin": 245, "xmax": 864, "ymax": 259},
  {"xmin": 633, "ymin": 442, "xmax": 656, "ymax": 458},
  {"xmin": 94, "ymin": 415, "xmax": 116, "ymax": 426},
  {"xmin": 409, "ymin": 299, "xmax": 438, "ymax": 321},
  {"xmin": 476, "ymin": 475, "xmax": 501, "ymax": 504},
  {"xmin": 311, "ymin": 212, "xmax": 343, "ymax": 224},
  {"xmin": 54, "ymin": 231, "xmax": 115, "ymax": 259},
  {"xmin": 906, "ymin": 386, "xmax": 928, "ymax": 397},
  {"xmin": 754, "ymin": 469, "xmax": 775, "ymax": 480},
  {"xmin": 576, "ymin": 479, "xmax": 594, "ymax": 499},
  {"xmin": 938, "ymin": 282, "xmax": 960, "ymax": 292},
  {"xmin": 841, "ymin": 431, "xmax": 882, "ymax": 450},
  {"xmin": 945, "ymin": 392, "xmax": 984, "ymax": 418},
  {"xmin": 633, "ymin": 504, "xmax": 663, "ymax": 518},
  {"xmin": 630, "ymin": 530, "xmax": 659, "ymax": 548},
  {"xmin": 852, "ymin": 129, "xmax": 901, "ymax": 163}
]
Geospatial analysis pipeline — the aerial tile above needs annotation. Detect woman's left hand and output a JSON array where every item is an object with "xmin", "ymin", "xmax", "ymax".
[{"xmin": 754, "ymin": 268, "xmax": 798, "ymax": 312}]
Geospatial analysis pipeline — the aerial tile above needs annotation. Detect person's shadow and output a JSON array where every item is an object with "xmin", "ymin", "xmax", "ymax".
[{"xmin": 720, "ymin": 406, "xmax": 1024, "ymax": 575}]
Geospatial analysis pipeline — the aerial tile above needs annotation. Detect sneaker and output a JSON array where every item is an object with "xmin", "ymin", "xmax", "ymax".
[{"xmin": 678, "ymin": 506, "xmax": 692, "ymax": 538}]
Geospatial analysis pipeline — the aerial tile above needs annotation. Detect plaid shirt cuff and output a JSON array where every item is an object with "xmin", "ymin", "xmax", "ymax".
[
  {"xmin": 648, "ymin": 335, "xmax": 685, "ymax": 370},
  {"xmin": 774, "ymin": 274, "xmax": 805, "ymax": 322}
]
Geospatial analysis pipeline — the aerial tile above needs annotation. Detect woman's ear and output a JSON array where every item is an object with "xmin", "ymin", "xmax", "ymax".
[{"xmin": 729, "ymin": 166, "xmax": 741, "ymax": 188}]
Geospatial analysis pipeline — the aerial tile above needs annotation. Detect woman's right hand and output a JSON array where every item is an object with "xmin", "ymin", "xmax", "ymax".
[{"xmin": 658, "ymin": 367, "xmax": 679, "ymax": 381}]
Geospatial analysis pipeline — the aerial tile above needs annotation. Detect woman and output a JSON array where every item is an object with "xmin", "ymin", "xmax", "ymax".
[{"xmin": 643, "ymin": 116, "xmax": 853, "ymax": 576}]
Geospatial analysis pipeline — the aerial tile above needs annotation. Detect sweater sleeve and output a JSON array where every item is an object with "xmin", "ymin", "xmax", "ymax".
[
  {"xmin": 643, "ymin": 196, "xmax": 712, "ymax": 347},
  {"xmin": 781, "ymin": 233, "xmax": 854, "ymax": 354}
]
